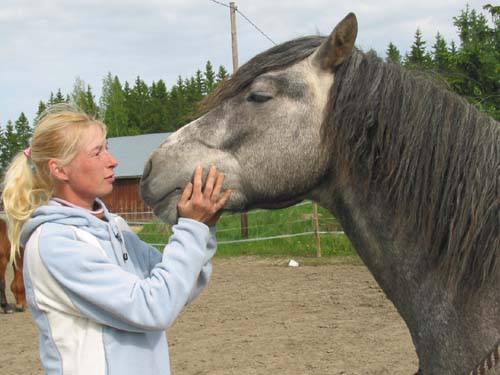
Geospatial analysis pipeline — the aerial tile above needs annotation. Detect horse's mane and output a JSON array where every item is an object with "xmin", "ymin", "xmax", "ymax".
[
  {"xmin": 327, "ymin": 50, "xmax": 500, "ymax": 293},
  {"xmin": 203, "ymin": 36, "xmax": 499, "ymax": 293}
]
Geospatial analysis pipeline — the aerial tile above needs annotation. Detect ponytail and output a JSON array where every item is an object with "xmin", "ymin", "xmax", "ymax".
[
  {"xmin": 2, "ymin": 152, "xmax": 52, "ymax": 263},
  {"xmin": 2, "ymin": 103, "xmax": 106, "ymax": 263}
]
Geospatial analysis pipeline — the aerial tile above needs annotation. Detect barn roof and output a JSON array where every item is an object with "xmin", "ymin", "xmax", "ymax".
[{"xmin": 107, "ymin": 132, "xmax": 171, "ymax": 178}]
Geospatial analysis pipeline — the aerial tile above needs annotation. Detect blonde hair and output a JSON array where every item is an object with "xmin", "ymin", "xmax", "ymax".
[{"xmin": 2, "ymin": 104, "xmax": 107, "ymax": 263}]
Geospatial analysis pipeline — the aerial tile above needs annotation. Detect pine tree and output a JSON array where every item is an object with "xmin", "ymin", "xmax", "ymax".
[
  {"xmin": 0, "ymin": 125, "xmax": 5, "ymax": 175},
  {"xmin": 183, "ymin": 77, "xmax": 200, "ymax": 122},
  {"xmin": 104, "ymin": 76, "xmax": 129, "ymax": 137},
  {"xmin": 404, "ymin": 29, "xmax": 432, "ymax": 69},
  {"xmin": 48, "ymin": 92, "xmax": 55, "ymax": 105},
  {"xmin": 123, "ymin": 81, "xmax": 131, "ymax": 97},
  {"xmin": 99, "ymin": 72, "xmax": 114, "ymax": 119},
  {"xmin": 36, "ymin": 101, "xmax": 47, "ymax": 121},
  {"xmin": 450, "ymin": 40, "xmax": 458, "ymax": 55},
  {"xmin": 126, "ymin": 76, "xmax": 150, "ymax": 134},
  {"xmin": 84, "ymin": 85, "xmax": 98, "ymax": 118},
  {"xmin": 0, "ymin": 113, "xmax": 33, "ymax": 173},
  {"xmin": 71, "ymin": 77, "xmax": 87, "ymax": 110},
  {"xmin": 452, "ymin": 5, "xmax": 499, "ymax": 118},
  {"xmin": 386, "ymin": 42, "xmax": 402, "ymax": 64},
  {"xmin": 71, "ymin": 77, "xmax": 98, "ymax": 117},
  {"xmin": 168, "ymin": 77, "xmax": 187, "ymax": 129},
  {"xmin": 14, "ymin": 112, "xmax": 32, "ymax": 150},
  {"xmin": 46, "ymin": 89, "xmax": 68, "ymax": 106},
  {"xmin": 1, "ymin": 120, "xmax": 18, "ymax": 171},
  {"xmin": 204, "ymin": 61, "xmax": 216, "ymax": 94},
  {"xmin": 194, "ymin": 70, "xmax": 205, "ymax": 97},
  {"xmin": 216, "ymin": 65, "xmax": 229, "ymax": 84},
  {"xmin": 432, "ymin": 32, "xmax": 451, "ymax": 71},
  {"xmin": 149, "ymin": 79, "xmax": 173, "ymax": 132},
  {"xmin": 50, "ymin": 89, "xmax": 67, "ymax": 105}
]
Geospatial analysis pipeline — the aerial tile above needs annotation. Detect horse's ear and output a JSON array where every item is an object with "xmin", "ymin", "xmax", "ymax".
[{"xmin": 312, "ymin": 13, "xmax": 358, "ymax": 72}]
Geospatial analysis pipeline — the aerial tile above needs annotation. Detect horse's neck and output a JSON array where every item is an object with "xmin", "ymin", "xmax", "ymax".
[
  {"xmin": 315, "ymin": 183, "xmax": 423, "ymax": 310},
  {"xmin": 311, "ymin": 179, "xmax": 500, "ymax": 374}
]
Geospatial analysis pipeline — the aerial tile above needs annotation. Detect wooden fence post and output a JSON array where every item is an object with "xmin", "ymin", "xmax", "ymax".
[
  {"xmin": 312, "ymin": 202, "xmax": 321, "ymax": 257},
  {"xmin": 241, "ymin": 211, "xmax": 248, "ymax": 239}
]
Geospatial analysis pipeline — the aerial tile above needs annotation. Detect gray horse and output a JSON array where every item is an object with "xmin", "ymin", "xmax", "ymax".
[{"xmin": 140, "ymin": 13, "xmax": 499, "ymax": 375}]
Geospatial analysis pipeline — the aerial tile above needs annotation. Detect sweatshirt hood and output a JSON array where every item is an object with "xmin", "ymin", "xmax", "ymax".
[{"xmin": 20, "ymin": 198, "xmax": 115, "ymax": 247}]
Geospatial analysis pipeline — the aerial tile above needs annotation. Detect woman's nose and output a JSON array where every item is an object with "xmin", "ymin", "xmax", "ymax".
[{"xmin": 107, "ymin": 152, "xmax": 118, "ymax": 168}]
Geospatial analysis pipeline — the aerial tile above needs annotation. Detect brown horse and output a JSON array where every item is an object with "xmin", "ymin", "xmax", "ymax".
[
  {"xmin": 140, "ymin": 13, "xmax": 499, "ymax": 375},
  {"xmin": 0, "ymin": 218, "xmax": 27, "ymax": 313}
]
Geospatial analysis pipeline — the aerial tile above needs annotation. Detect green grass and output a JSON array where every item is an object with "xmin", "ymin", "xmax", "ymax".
[{"xmin": 136, "ymin": 202, "xmax": 357, "ymax": 258}]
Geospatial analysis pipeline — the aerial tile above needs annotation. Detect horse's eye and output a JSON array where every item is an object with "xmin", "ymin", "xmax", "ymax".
[{"xmin": 247, "ymin": 92, "xmax": 273, "ymax": 103}]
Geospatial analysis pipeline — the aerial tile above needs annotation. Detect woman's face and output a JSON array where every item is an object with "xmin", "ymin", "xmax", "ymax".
[{"xmin": 61, "ymin": 124, "xmax": 118, "ymax": 205}]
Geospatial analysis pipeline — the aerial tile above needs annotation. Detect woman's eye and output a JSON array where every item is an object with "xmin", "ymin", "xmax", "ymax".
[{"xmin": 247, "ymin": 92, "xmax": 272, "ymax": 103}]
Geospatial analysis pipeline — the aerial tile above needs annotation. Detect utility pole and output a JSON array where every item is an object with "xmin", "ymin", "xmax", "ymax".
[
  {"xmin": 229, "ymin": 1, "xmax": 248, "ymax": 239},
  {"xmin": 230, "ymin": 2, "xmax": 239, "ymax": 70}
]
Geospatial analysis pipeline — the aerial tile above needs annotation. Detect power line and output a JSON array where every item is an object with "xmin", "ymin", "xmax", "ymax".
[
  {"xmin": 236, "ymin": 8, "xmax": 276, "ymax": 46},
  {"xmin": 208, "ymin": 0, "xmax": 276, "ymax": 46},
  {"xmin": 208, "ymin": 0, "xmax": 230, "ymax": 8}
]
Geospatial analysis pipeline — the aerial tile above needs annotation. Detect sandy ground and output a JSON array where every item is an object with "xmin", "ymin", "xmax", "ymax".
[{"xmin": 0, "ymin": 257, "xmax": 418, "ymax": 375}]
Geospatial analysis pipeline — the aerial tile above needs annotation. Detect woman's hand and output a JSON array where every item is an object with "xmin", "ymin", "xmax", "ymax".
[{"xmin": 177, "ymin": 165, "xmax": 232, "ymax": 226}]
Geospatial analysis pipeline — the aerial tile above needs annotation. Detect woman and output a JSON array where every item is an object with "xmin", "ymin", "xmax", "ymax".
[{"xmin": 2, "ymin": 104, "xmax": 231, "ymax": 375}]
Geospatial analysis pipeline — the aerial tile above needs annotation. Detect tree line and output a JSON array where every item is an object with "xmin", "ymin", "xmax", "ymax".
[
  {"xmin": 386, "ymin": 4, "xmax": 499, "ymax": 119},
  {"xmin": 35, "ymin": 61, "xmax": 229, "ymax": 137},
  {"xmin": 0, "ymin": 61, "xmax": 228, "ymax": 173},
  {"xmin": 0, "ymin": 4, "xmax": 498, "ymax": 174}
]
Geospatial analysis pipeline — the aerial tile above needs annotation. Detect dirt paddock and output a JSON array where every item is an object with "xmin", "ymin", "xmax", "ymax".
[{"xmin": 0, "ymin": 257, "xmax": 418, "ymax": 374}]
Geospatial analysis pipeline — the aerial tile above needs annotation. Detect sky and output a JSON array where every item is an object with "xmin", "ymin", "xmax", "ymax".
[{"xmin": 0, "ymin": 0, "xmax": 489, "ymax": 125}]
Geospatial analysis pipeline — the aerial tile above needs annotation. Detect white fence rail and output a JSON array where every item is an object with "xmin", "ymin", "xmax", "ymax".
[
  {"xmin": 147, "ymin": 230, "xmax": 344, "ymax": 247},
  {"xmin": 123, "ymin": 201, "xmax": 346, "ymax": 257}
]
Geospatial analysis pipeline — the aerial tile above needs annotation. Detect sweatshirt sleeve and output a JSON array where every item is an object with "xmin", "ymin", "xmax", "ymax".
[
  {"xmin": 114, "ymin": 216, "xmax": 217, "ymax": 301},
  {"xmin": 125, "ymin": 225, "xmax": 218, "ymax": 305},
  {"xmin": 36, "ymin": 218, "xmax": 210, "ymax": 333},
  {"xmin": 186, "ymin": 226, "xmax": 217, "ymax": 304}
]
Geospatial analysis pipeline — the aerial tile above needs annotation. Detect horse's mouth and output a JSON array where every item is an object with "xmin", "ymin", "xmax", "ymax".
[
  {"xmin": 145, "ymin": 187, "xmax": 183, "ymax": 221},
  {"xmin": 148, "ymin": 189, "xmax": 183, "ymax": 224},
  {"xmin": 148, "ymin": 187, "xmax": 182, "ymax": 207}
]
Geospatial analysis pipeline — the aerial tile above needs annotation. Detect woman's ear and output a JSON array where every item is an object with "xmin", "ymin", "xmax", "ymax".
[{"xmin": 48, "ymin": 159, "xmax": 69, "ymax": 182}]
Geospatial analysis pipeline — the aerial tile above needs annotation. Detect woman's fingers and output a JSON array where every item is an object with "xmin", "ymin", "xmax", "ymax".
[
  {"xmin": 211, "ymin": 172, "xmax": 225, "ymax": 201},
  {"xmin": 179, "ymin": 182, "xmax": 193, "ymax": 205},
  {"xmin": 215, "ymin": 189, "xmax": 232, "ymax": 211},
  {"xmin": 179, "ymin": 166, "xmax": 232, "ymax": 225},
  {"xmin": 193, "ymin": 165, "xmax": 203, "ymax": 196},
  {"xmin": 203, "ymin": 166, "xmax": 217, "ymax": 199},
  {"xmin": 205, "ymin": 188, "xmax": 233, "ymax": 226},
  {"xmin": 177, "ymin": 182, "xmax": 193, "ymax": 216}
]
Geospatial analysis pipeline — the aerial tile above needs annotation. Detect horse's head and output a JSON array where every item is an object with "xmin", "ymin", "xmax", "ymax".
[{"xmin": 141, "ymin": 14, "xmax": 357, "ymax": 223}]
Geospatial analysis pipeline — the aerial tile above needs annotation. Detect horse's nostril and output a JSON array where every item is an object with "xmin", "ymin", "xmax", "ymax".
[{"xmin": 143, "ymin": 159, "xmax": 153, "ymax": 180}]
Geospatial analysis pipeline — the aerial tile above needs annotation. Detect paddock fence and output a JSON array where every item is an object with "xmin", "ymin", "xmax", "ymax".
[
  {"xmin": 0, "ymin": 201, "xmax": 352, "ymax": 258},
  {"xmin": 117, "ymin": 201, "xmax": 350, "ymax": 257}
]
